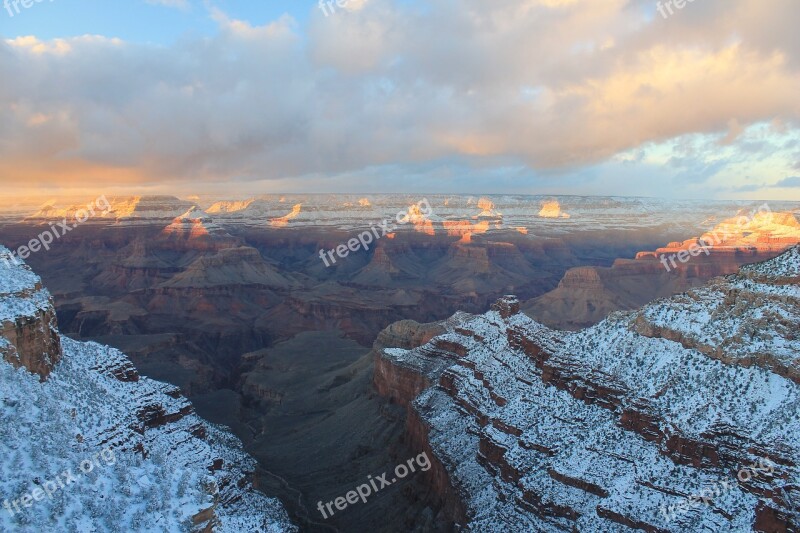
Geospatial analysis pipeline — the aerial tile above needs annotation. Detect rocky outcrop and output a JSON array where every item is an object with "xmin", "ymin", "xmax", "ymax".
[
  {"xmin": 159, "ymin": 207, "xmax": 241, "ymax": 252},
  {"xmin": 109, "ymin": 195, "xmax": 196, "ymax": 224},
  {"xmin": 0, "ymin": 248, "xmax": 296, "ymax": 532},
  {"xmin": 0, "ymin": 247, "xmax": 62, "ymax": 379},
  {"xmin": 377, "ymin": 248, "xmax": 800, "ymax": 532},
  {"xmin": 491, "ymin": 295, "xmax": 520, "ymax": 318},
  {"xmin": 159, "ymin": 246, "xmax": 291, "ymax": 289},
  {"xmin": 1, "ymin": 306, "xmax": 62, "ymax": 380},
  {"xmin": 373, "ymin": 319, "xmax": 446, "ymax": 353},
  {"xmin": 372, "ymin": 317, "xmax": 471, "ymax": 526}
]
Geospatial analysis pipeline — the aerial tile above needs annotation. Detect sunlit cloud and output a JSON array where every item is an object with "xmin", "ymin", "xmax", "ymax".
[{"xmin": 0, "ymin": 0, "xmax": 798, "ymax": 198}]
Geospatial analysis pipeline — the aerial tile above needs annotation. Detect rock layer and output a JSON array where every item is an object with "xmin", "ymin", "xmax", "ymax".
[
  {"xmin": 0, "ymin": 248, "xmax": 62, "ymax": 379},
  {"xmin": 378, "ymin": 247, "xmax": 800, "ymax": 532},
  {"xmin": 526, "ymin": 211, "xmax": 800, "ymax": 330}
]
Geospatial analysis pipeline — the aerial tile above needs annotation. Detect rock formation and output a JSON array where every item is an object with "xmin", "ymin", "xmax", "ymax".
[
  {"xmin": 538, "ymin": 199, "xmax": 570, "ymax": 219},
  {"xmin": 0, "ymin": 245, "xmax": 295, "ymax": 532},
  {"xmin": 0, "ymin": 248, "xmax": 61, "ymax": 379},
  {"xmin": 159, "ymin": 207, "xmax": 240, "ymax": 251},
  {"xmin": 377, "ymin": 247, "xmax": 800, "ymax": 532},
  {"xmin": 526, "ymin": 211, "xmax": 800, "ymax": 329}
]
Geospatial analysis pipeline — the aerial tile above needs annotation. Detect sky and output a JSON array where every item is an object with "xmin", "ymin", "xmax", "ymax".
[{"xmin": 0, "ymin": 0, "xmax": 799, "ymax": 199}]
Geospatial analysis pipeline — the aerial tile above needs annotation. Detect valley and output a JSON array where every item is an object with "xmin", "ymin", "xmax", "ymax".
[{"xmin": 2, "ymin": 194, "xmax": 798, "ymax": 531}]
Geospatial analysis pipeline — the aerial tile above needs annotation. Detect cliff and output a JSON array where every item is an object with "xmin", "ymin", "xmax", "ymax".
[
  {"xmin": 377, "ymin": 247, "xmax": 800, "ymax": 532},
  {"xmin": 0, "ymin": 248, "xmax": 62, "ymax": 379},
  {"xmin": 0, "ymin": 245, "xmax": 295, "ymax": 532},
  {"xmin": 373, "ymin": 314, "xmax": 474, "ymax": 526}
]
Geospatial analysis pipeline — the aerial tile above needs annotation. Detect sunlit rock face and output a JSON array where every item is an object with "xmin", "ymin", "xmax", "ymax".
[
  {"xmin": 538, "ymin": 200, "xmax": 570, "ymax": 219},
  {"xmin": 443, "ymin": 220, "xmax": 490, "ymax": 237},
  {"xmin": 159, "ymin": 207, "xmax": 240, "ymax": 251},
  {"xmin": 24, "ymin": 202, "xmax": 67, "ymax": 222},
  {"xmin": 23, "ymin": 196, "xmax": 197, "ymax": 227},
  {"xmin": 377, "ymin": 248, "xmax": 800, "ymax": 532},
  {"xmin": 206, "ymin": 198, "xmax": 257, "ymax": 214},
  {"xmin": 476, "ymin": 198, "xmax": 502, "ymax": 219},
  {"xmin": 270, "ymin": 203, "xmax": 303, "ymax": 227},
  {"xmin": 638, "ymin": 211, "xmax": 800, "ymax": 259},
  {"xmin": 527, "ymin": 211, "xmax": 800, "ymax": 330},
  {"xmin": 110, "ymin": 196, "xmax": 197, "ymax": 224}
]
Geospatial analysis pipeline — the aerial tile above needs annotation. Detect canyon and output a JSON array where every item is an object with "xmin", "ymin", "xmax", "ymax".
[
  {"xmin": 0, "ymin": 245, "xmax": 294, "ymax": 532},
  {"xmin": 2, "ymin": 194, "xmax": 799, "ymax": 532}
]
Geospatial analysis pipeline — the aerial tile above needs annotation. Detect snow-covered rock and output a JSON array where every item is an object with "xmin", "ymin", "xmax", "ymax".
[
  {"xmin": 0, "ymin": 245, "xmax": 295, "ymax": 532},
  {"xmin": 378, "ymin": 247, "xmax": 800, "ymax": 532}
]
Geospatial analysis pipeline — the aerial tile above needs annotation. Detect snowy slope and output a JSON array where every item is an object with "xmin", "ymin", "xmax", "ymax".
[
  {"xmin": 0, "ymin": 245, "xmax": 295, "ymax": 532},
  {"xmin": 380, "ymin": 247, "xmax": 800, "ymax": 532}
]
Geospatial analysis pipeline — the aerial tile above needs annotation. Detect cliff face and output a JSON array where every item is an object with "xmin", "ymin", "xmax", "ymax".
[
  {"xmin": 377, "ymin": 247, "xmax": 800, "ymax": 532},
  {"xmin": 0, "ymin": 245, "xmax": 295, "ymax": 532},
  {"xmin": 373, "ymin": 319, "xmax": 447, "ymax": 403},
  {"xmin": 631, "ymin": 245, "xmax": 800, "ymax": 384},
  {"xmin": 0, "ymin": 248, "xmax": 62, "ymax": 379},
  {"xmin": 158, "ymin": 207, "xmax": 241, "ymax": 252},
  {"xmin": 372, "ymin": 315, "xmax": 473, "ymax": 526}
]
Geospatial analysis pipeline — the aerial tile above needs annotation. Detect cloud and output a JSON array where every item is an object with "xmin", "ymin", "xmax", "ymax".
[
  {"xmin": 776, "ymin": 176, "xmax": 800, "ymax": 188},
  {"xmin": 0, "ymin": 0, "xmax": 799, "ymax": 195}
]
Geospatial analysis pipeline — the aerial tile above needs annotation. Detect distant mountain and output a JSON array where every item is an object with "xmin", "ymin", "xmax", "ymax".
[
  {"xmin": 159, "ymin": 207, "xmax": 240, "ymax": 251},
  {"xmin": 525, "ymin": 211, "xmax": 800, "ymax": 329},
  {"xmin": 13, "ymin": 194, "xmax": 800, "ymax": 235},
  {"xmin": 376, "ymin": 246, "xmax": 800, "ymax": 532},
  {"xmin": 0, "ymin": 246, "xmax": 295, "ymax": 532},
  {"xmin": 160, "ymin": 247, "xmax": 293, "ymax": 289}
]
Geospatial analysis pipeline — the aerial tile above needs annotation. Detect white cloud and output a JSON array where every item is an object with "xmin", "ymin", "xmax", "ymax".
[{"xmin": 0, "ymin": 0, "xmax": 798, "ymax": 197}]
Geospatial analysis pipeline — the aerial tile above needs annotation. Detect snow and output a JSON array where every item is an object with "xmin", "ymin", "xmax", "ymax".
[
  {"xmin": 0, "ymin": 252, "xmax": 296, "ymax": 532},
  {"xmin": 635, "ymin": 247, "xmax": 800, "ymax": 378},
  {"xmin": 11, "ymin": 195, "xmax": 800, "ymax": 236},
  {"xmin": 383, "ymin": 246, "xmax": 800, "ymax": 532},
  {"xmin": 0, "ymin": 246, "xmax": 41, "ymax": 295},
  {"xmin": 742, "ymin": 245, "xmax": 800, "ymax": 279},
  {"xmin": 0, "ymin": 336, "xmax": 295, "ymax": 532}
]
